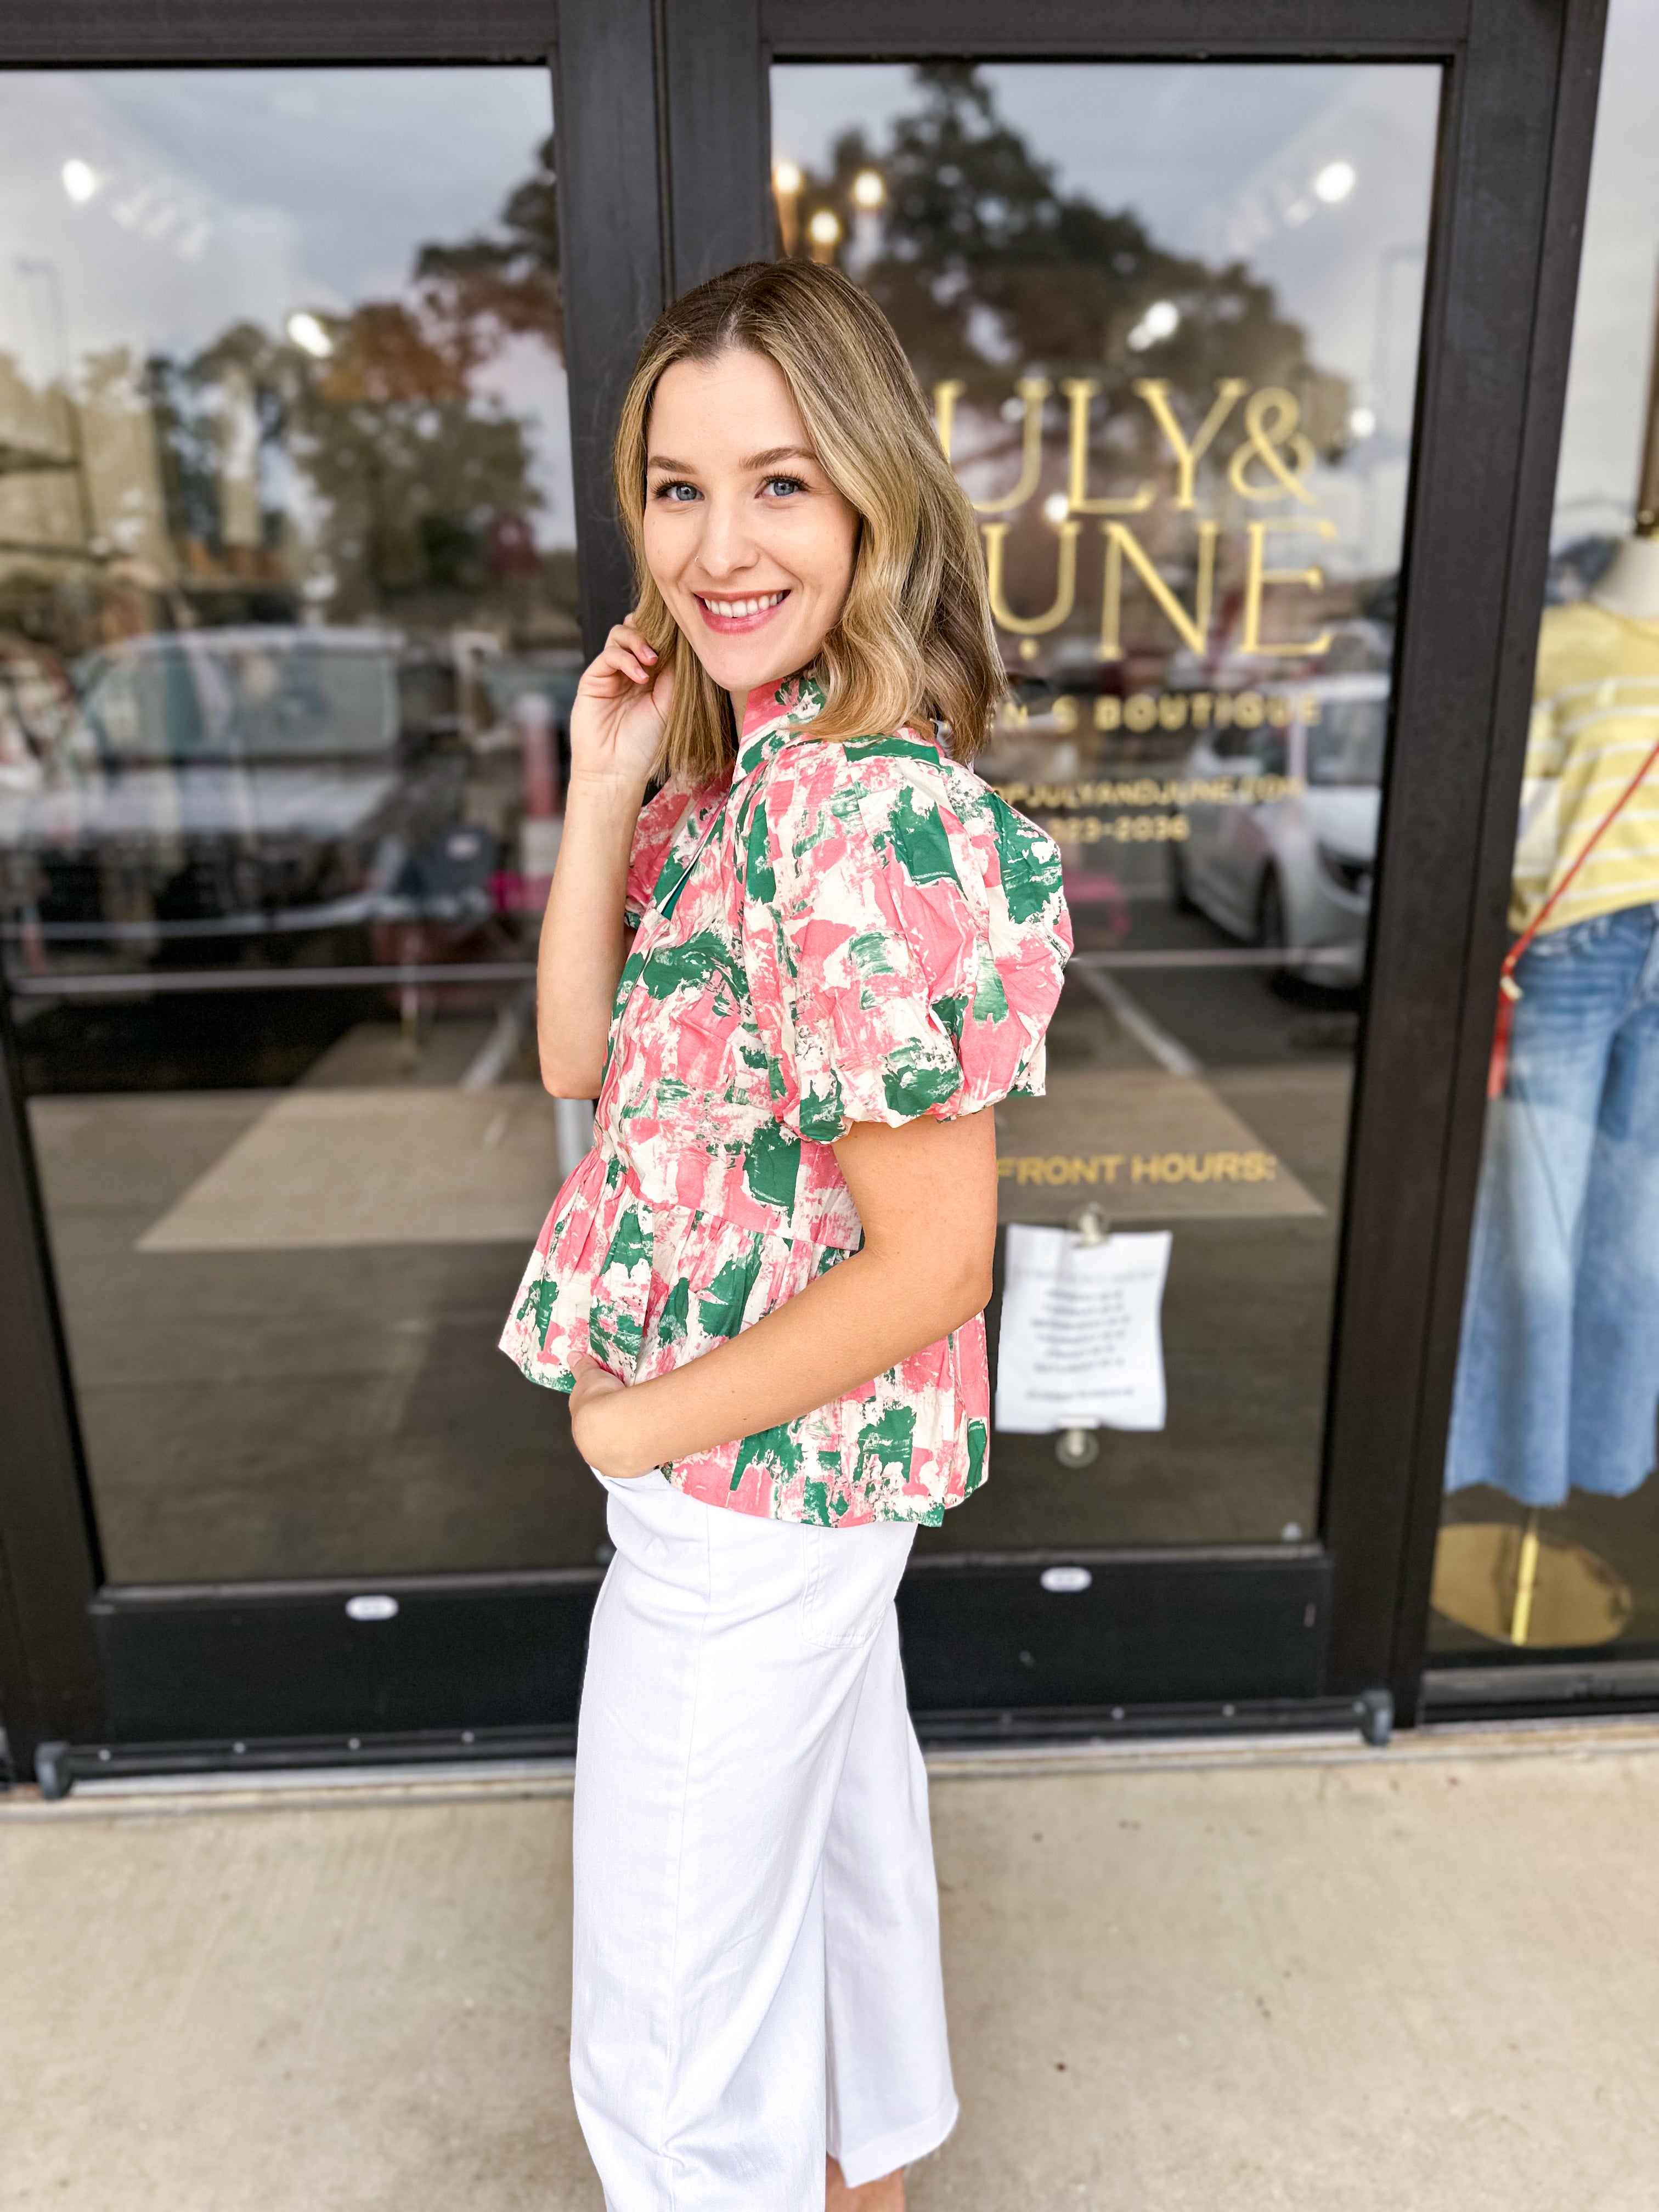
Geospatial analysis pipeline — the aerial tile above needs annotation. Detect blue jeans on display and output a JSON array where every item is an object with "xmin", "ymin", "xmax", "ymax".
[{"xmin": 1445, "ymin": 901, "xmax": 1659, "ymax": 1507}]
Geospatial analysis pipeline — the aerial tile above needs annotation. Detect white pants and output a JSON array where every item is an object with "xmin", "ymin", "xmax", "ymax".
[{"xmin": 572, "ymin": 1470, "xmax": 958, "ymax": 2210}]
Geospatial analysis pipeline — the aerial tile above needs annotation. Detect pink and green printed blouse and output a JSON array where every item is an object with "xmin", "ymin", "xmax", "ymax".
[{"xmin": 500, "ymin": 674, "xmax": 1071, "ymax": 1527}]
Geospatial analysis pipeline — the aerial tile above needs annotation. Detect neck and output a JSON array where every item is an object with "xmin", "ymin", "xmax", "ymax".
[{"xmin": 728, "ymin": 688, "xmax": 748, "ymax": 737}]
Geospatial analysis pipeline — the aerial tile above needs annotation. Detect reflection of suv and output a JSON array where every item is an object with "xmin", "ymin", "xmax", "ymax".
[
  {"xmin": 1171, "ymin": 673, "xmax": 1388, "ymax": 986},
  {"xmin": 2, "ymin": 627, "xmax": 497, "ymax": 963}
]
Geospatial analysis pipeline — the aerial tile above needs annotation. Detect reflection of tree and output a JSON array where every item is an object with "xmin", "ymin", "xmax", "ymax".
[
  {"xmin": 134, "ymin": 134, "xmax": 569, "ymax": 625},
  {"xmin": 2, "ymin": 126, "xmax": 573, "ymax": 653},
  {"xmin": 146, "ymin": 351, "xmax": 244, "ymax": 560},
  {"xmin": 414, "ymin": 132, "xmax": 562, "ymax": 366},
  {"xmin": 791, "ymin": 65, "xmax": 1347, "ymax": 464},
  {"xmin": 300, "ymin": 306, "xmax": 543, "ymax": 610},
  {"xmin": 148, "ymin": 312, "xmax": 544, "ymax": 616}
]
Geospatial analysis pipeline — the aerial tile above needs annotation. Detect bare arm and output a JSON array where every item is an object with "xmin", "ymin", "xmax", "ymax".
[
  {"xmin": 537, "ymin": 618, "xmax": 672, "ymax": 1097},
  {"xmin": 570, "ymin": 1105, "xmax": 998, "ymax": 1478}
]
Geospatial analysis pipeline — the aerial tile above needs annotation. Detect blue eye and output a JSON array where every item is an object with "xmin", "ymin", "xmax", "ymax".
[
  {"xmin": 652, "ymin": 479, "xmax": 700, "ymax": 503},
  {"xmin": 764, "ymin": 475, "xmax": 807, "ymax": 498}
]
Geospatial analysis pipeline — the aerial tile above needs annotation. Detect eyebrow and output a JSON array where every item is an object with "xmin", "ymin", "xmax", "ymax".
[
  {"xmin": 740, "ymin": 445, "xmax": 816, "ymax": 471},
  {"xmin": 645, "ymin": 445, "xmax": 817, "ymax": 474}
]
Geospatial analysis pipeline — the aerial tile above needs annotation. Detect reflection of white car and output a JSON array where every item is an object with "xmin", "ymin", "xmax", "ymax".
[
  {"xmin": 0, "ymin": 628, "xmax": 499, "ymax": 956},
  {"xmin": 1170, "ymin": 674, "xmax": 1387, "ymax": 986}
]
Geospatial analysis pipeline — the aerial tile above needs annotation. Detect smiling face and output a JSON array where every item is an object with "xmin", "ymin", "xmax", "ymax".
[{"xmin": 641, "ymin": 347, "xmax": 861, "ymax": 716}]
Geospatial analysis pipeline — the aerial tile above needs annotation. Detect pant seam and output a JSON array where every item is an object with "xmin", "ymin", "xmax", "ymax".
[{"xmin": 653, "ymin": 1534, "xmax": 713, "ymax": 2212}]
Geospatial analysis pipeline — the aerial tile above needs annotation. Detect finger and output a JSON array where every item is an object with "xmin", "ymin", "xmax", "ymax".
[
  {"xmin": 590, "ymin": 643, "xmax": 653, "ymax": 689},
  {"xmin": 570, "ymin": 1350, "xmax": 622, "ymax": 1388},
  {"xmin": 611, "ymin": 620, "xmax": 657, "ymax": 665}
]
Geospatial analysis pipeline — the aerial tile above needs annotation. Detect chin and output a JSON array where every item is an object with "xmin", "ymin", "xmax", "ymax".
[{"xmin": 698, "ymin": 637, "xmax": 812, "ymax": 699}]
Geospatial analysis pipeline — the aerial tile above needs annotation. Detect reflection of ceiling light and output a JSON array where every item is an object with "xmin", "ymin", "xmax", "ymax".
[
  {"xmin": 61, "ymin": 159, "xmax": 98, "ymax": 203},
  {"xmin": 808, "ymin": 209, "xmax": 842, "ymax": 247},
  {"xmin": 1348, "ymin": 405, "xmax": 1378, "ymax": 439},
  {"xmin": 1042, "ymin": 491, "xmax": 1070, "ymax": 525},
  {"xmin": 1313, "ymin": 160, "xmax": 1357, "ymax": 204},
  {"xmin": 286, "ymin": 310, "xmax": 334, "ymax": 359},
  {"xmin": 772, "ymin": 160, "xmax": 803, "ymax": 195},
  {"xmin": 851, "ymin": 168, "xmax": 885, "ymax": 210},
  {"xmin": 1127, "ymin": 298, "xmax": 1180, "ymax": 351}
]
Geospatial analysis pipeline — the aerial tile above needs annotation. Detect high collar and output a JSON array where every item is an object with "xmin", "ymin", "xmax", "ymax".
[{"xmin": 733, "ymin": 671, "xmax": 826, "ymax": 782}]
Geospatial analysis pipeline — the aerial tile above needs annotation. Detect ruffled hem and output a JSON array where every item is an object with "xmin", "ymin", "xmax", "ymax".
[
  {"xmin": 498, "ymin": 1147, "xmax": 992, "ymax": 1527},
  {"xmin": 499, "ymin": 1147, "xmax": 850, "ymax": 1392}
]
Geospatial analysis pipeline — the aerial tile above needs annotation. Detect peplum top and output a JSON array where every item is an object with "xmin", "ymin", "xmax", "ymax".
[{"xmin": 499, "ymin": 672, "xmax": 1071, "ymax": 1526}]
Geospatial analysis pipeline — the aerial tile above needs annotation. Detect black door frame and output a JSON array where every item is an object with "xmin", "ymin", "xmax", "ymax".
[
  {"xmin": 724, "ymin": 0, "xmax": 1623, "ymax": 1725},
  {"xmin": 0, "ymin": 0, "xmax": 1618, "ymax": 1788}
]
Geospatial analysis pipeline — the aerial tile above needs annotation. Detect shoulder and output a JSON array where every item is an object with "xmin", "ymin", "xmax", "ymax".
[{"xmin": 752, "ymin": 729, "xmax": 1066, "ymax": 927}]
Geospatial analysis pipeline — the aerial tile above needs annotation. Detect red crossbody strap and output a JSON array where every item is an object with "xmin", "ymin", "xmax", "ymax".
[{"xmin": 1488, "ymin": 727, "xmax": 1659, "ymax": 1099}]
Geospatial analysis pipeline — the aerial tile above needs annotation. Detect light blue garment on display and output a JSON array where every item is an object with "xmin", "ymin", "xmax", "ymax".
[{"xmin": 1446, "ymin": 902, "xmax": 1659, "ymax": 1505}]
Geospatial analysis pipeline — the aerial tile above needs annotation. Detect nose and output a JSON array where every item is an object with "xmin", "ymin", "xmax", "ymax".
[{"xmin": 693, "ymin": 489, "xmax": 762, "ymax": 584}]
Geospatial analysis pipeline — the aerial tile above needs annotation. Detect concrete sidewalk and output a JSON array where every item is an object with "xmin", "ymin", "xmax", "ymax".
[{"xmin": 3, "ymin": 1723, "xmax": 1656, "ymax": 2210}]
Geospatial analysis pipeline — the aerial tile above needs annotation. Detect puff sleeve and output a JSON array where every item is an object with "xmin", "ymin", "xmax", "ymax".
[
  {"xmin": 622, "ymin": 783, "xmax": 698, "ymax": 929},
  {"xmin": 743, "ymin": 744, "xmax": 1071, "ymax": 1143}
]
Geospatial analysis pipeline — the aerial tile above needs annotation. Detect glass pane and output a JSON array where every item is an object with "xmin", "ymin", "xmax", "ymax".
[
  {"xmin": 770, "ymin": 60, "xmax": 1441, "ymax": 1550},
  {"xmin": 1433, "ymin": 1, "xmax": 1659, "ymax": 1658},
  {"xmin": 0, "ymin": 69, "xmax": 600, "ymax": 1580}
]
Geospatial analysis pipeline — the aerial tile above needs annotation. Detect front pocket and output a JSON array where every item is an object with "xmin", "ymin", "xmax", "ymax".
[{"xmin": 798, "ymin": 1519, "xmax": 913, "ymax": 1649}]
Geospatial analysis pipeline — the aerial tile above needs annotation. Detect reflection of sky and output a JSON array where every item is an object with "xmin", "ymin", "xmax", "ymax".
[
  {"xmin": 0, "ymin": 69, "xmax": 575, "ymax": 545},
  {"xmin": 1553, "ymin": 0, "xmax": 1659, "ymax": 545},
  {"xmin": 771, "ymin": 63, "xmax": 1441, "ymax": 576}
]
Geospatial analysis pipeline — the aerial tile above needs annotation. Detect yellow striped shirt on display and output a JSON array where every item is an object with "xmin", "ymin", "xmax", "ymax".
[{"xmin": 1512, "ymin": 600, "xmax": 1659, "ymax": 936}]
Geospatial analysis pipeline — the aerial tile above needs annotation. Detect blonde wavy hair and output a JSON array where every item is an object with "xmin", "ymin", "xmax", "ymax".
[{"xmin": 613, "ymin": 259, "xmax": 1004, "ymax": 786}]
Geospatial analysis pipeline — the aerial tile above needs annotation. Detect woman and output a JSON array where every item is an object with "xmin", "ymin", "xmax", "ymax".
[{"xmin": 501, "ymin": 261, "xmax": 1071, "ymax": 2211}]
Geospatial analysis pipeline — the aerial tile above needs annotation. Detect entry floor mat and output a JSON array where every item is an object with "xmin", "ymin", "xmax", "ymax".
[
  {"xmin": 995, "ymin": 1068, "xmax": 1325, "ymax": 1225},
  {"xmin": 136, "ymin": 1084, "xmax": 562, "ymax": 1251},
  {"xmin": 117, "ymin": 1065, "xmax": 1328, "ymax": 1254}
]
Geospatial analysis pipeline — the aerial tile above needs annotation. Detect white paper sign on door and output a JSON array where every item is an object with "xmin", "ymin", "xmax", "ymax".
[{"xmin": 995, "ymin": 1224, "xmax": 1172, "ymax": 1435}]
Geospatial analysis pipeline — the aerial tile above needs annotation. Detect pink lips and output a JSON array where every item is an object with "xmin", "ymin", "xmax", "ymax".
[{"xmin": 695, "ymin": 590, "xmax": 791, "ymax": 636}]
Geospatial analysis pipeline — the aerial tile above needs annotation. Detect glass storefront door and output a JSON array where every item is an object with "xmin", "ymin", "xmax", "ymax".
[
  {"xmin": 1430, "ymin": 0, "xmax": 1659, "ymax": 1667},
  {"xmin": 0, "ymin": 67, "xmax": 605, "ymax": 1595},
  {"xmin": 770, "ymin": 61, "xmax": 1439, "ymax": 1567},
  {"xmin": 0, "ymin": 2, "xmax": 1599, "ymax": 1766}
]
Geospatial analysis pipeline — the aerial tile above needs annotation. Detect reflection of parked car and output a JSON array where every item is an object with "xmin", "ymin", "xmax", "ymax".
[
  {"xmin": 0, "ymin": 627, "xmax": 498, "ymax": 964},
  {"xmin": 1170, "ymin": 674, "xmax": 1387, "ymax": 986}
]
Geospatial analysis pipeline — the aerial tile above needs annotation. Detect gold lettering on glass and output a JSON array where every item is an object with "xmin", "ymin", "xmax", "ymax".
[
  {"xmin": 1242, "ymin": 518, "xmax": 1336, "ymax": 656},
  {"xmin": 932, "ymin": 379, "xmax": 966, "ymax": 461},
  {"xmin": 982, "ymin": 518, "xmax": 1082, "ymax": 634},
  {"xmin": 972, "ymin": 376, "xmax": 1052, "ymax": 514},
  {"xmin": 1228, "ymin": 388, "xmax": 1318, "ymax": 507},
  {"xmin": 1132, "ymin": 377, "xmax": 1249, "ymax": 510},
  {"xmin": 1060, "ymin": 379, "xmax": 1154, "ymax": 515},
  {"xmin": 1098, "ymin": 519, "xmax": 1220, "ymax": 659}
]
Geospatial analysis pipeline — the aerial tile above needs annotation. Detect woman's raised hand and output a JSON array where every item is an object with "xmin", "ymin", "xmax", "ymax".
[{"xmin": 568, "ymin": 617, "xmax": 672, "ymax": 792}]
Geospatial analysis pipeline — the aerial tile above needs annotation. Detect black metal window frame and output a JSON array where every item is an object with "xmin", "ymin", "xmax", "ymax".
[{"xmin": 0, "ymin": 0, "xmax": 1623, "ymax": 1787}]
